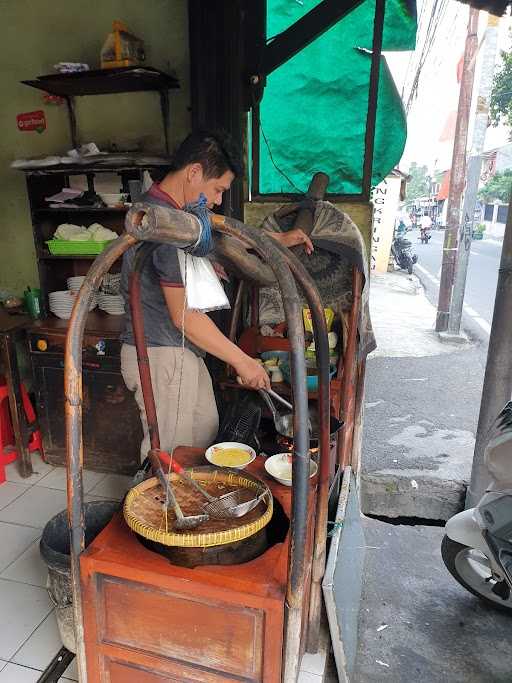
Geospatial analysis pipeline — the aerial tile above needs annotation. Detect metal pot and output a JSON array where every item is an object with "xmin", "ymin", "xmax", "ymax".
[{"xmin": 258, "ymin": 390, "xmax": 343, "ymax": 445}]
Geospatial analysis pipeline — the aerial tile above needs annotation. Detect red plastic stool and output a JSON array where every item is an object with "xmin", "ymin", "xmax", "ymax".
[
  {"xmin": 0, "ymin": 380, "xmax": 43, "ymax": 484},
  {"xmin": 0, "ymin": 384, "xmax": 17, "ymax": 484}
]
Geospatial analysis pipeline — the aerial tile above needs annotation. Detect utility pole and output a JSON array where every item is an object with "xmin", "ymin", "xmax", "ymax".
[
  {"xmin": 467, "ymin": 190, "xmax": 512, "ymax": 506},
  {"xmin": 436, "ymin": 8, "xmax": 479, "ymax": 332},
  {"xmin": 448, "ymin": 15, "xmax": 500, "ymax": 335}
]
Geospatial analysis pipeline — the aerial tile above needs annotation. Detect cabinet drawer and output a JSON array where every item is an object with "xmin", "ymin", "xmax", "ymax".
[{"xmin": 97, "ymin": 575, "xmax": 264, "ymax": 680}]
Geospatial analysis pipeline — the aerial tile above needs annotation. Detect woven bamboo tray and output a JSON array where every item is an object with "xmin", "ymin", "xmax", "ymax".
[{"xmin": 124, "ymin": 467, "xmax": 273, "ymax": 549}]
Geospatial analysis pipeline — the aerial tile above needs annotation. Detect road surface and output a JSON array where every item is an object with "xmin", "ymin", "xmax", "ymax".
[{"xmin": 410, "ymin": 229, "xmax": 502, "ymax": 337}]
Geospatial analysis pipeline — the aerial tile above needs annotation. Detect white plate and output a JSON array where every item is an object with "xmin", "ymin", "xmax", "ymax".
[
  {"xmin": 264, "ymin": 453, "xmax": 318, "ymax": 486},
  {"xmin": 205, "ymin": 442, "xmax": 256, "ymax": 470}
]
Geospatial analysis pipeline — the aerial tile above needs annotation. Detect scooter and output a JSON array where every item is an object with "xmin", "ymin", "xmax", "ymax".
[
  {"xmin": 442, "ymin": 402, "xmax": 512, "ymax": 612},
  {"xmin": 419, "ymin": 227, "xmax": 431, "ymax": 244},
  {"xmin": 391, "ymin": 234, "xmax": 418, "ymax": 274}
]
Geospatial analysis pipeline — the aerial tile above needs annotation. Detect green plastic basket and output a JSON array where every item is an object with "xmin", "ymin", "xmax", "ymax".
[{"xmin": 46, "ymin": 239, "xmax": 114, "ymax": 255}]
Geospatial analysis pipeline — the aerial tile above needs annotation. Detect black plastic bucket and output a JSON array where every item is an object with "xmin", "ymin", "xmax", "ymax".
[{"xmin": 39, "ymin": 500, "xmax": 120, "ymax": 652}]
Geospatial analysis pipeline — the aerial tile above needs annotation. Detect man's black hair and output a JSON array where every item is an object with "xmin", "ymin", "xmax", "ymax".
[{"xmin": 168, "ymin": 130, "xmax": 243, "ymax": 179}]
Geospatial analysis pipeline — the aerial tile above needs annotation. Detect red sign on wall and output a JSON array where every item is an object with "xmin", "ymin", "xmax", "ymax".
[{"xmin": 16, "ymin": 110, "xmax": 46, "ymax": 133}]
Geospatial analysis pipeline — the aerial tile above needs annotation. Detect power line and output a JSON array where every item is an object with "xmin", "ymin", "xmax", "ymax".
[{"xmin": 404, "ymin": 0, "xmax": 450, "ymax": 112}]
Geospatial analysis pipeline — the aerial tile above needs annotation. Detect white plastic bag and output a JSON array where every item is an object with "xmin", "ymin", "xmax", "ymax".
[{"xmin": 177, "ymin": 250, "xmax": 230, "ymax": 312}]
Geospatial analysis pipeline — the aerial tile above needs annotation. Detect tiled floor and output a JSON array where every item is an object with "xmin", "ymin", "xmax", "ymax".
[
  {"xmin": 0, "ymin": 454, "xmax": 131, "ymax": 682},
  {"xmin": 0, "ymin": 454, "xmax": 335, "ymax": 682}
]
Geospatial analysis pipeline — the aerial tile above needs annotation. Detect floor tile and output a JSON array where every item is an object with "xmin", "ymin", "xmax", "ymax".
[
  {"xmin": 0, "ymin": 483, "xmax": 30, "ymax": 511},
  {"xmin": 0, "ymin": 663, "xmax": 42, "ymax": 682},
  {"xmin": 5, "ymin": 454, "xmax": 54, "ymax": 486},
  {"xmin": 12, "ymin": 611, "xmax": 62, "ymax": 670},
  {"xmin": 0, "ymin": 522, "xmax": 40, "ymax": 573},
  {"xmin": 0, "ymin": 578, "xmax": 52, "ymax": 659},
  {"xmin": 87, "ymin": 473, "xmax": 132, "ymax": 500},
  {"xmin": 0, "ymin": 487, "xmax": 67, "ymax": 529},
  {"xmin": 37, "ymin": 467, "xmax": 106, "ymax": 494},
  {"xmin": 1, "ymin": 538, "xmax": 46, "ymax": 587},
  {"xmin": 297, "ymin": 671, "xmax": 322, "ymax": 683},
  {"xmin": 63, "ymin": 656, "xmax": 78, "ymax": 681},
  {"xmin": 11, "ymin": 611, "xmax": 78, "ymax": 680},
  {"xmin": 301, "ymin": 651, "xmax": 326, "ymax": 675}
]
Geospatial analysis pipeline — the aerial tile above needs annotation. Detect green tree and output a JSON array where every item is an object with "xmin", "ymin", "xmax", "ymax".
[
  {"xmin": 405, "ymin": 162, "xmax": 430, "ymax": 201},
  {"xmin": 478, "ymin": 169, "xmax": 512, "ymax": 202},
  {"xmin": 490, "ymin": 43, "xmax": 512, "ymax": 128}
]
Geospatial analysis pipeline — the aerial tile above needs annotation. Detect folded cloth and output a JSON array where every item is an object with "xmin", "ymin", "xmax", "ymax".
[{"xmin": 177, "ymin": 250, "xmax": 230, "ymax": 313}]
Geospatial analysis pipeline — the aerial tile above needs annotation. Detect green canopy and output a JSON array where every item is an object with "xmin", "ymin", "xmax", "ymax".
[{"xmin": 258, "ymin": 0, "xmax": 416, "ymax": 195}]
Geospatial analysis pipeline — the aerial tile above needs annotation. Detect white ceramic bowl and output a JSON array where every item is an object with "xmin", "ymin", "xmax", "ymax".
[
  {"xmin": 98, "ymin": 193, "xmax": 127, "ymax": 207},
  {"xmin": 205, "ymin": 442, "xmax": 256, "ymax": 470},
  {"xmin": 264, "ymin": 453, "xmax": 318, "ymax": 486}
]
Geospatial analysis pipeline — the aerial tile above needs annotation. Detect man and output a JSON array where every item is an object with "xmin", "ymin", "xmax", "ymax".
[
  {"xmin": 421, "ymin": 213, "xmax": 432, "ymax": 231},
  {"xmin": 121, "ymin": 130, "xmax": 313, "ymax": 460}
]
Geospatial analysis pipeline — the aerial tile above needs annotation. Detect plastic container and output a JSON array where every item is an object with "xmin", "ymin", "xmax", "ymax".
[
  {"xmin": 24, "ymin": 287, "xmax": 41, "ymax": 319},
  {"xmin": 101, "ymin": 21, "xmax": 145, "ymax": 69},
  {"xmin": 39, "ymin": 501, "xmax": 120, "ymax": 652},
  {"xmin": 302, "ymin": 307, "xmax": 335, "ymax": 334},
  {"xmin": 281, "ymin": 360, "xmax": 336, "ymax": 392},
  {"xmin": 46, "ymin": 239, "xmax": 114, "ymax": 255}
]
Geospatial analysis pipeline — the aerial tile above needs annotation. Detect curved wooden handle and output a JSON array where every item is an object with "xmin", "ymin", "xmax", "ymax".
[{"xmin": 307, "ymin": 172, "xmax": 330, "ymax": 200}]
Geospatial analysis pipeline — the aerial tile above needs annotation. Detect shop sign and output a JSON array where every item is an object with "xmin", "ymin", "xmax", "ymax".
[{"xmin": 16, "ymin": 110, "xmax": 46, "ymax": 133}]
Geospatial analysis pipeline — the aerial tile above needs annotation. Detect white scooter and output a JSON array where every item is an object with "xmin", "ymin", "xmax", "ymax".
[{"xmin": 442, "ymin": 402, "xmax": 512, "ymax": 612}]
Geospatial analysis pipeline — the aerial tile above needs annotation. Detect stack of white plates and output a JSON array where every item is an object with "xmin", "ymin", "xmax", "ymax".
[
  {"xmin": 49, "ymin": 290, "xmax": 76, "ymax": 320},
  {"xmin": 67, "ymin": 276, "xmax": 85, "ymax": 292},
  {"xmin": 101, "ymin": 272, "xmax": 122, "ymax": 295},
  {"xmin": 98, "ymin": 293, "xmax": 124, "ymax": 315},
  {"xmin": 66, "ymin": 276, "xmax": 98, "ymax": 308}
]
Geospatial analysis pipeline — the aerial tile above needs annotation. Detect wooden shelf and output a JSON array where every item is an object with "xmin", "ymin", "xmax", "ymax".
[
  {"xmin": 38, "ymin": 253, "xmax": 105, "ymax": 260},
  {"xmin": 28, "ymin": 310, "xmax": 125, "ymax": 336},
  {"xmin": 34, "ymin": 206, "xmax": 128, "ymax": 214},
  {"xmin": 22, "ymin": 66, "xmax": 179, "ymax": 97}
]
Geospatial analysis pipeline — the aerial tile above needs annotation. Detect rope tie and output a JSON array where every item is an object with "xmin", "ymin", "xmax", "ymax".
[{"xmin": 184, "ymin": 193, "xmax": 214, "ymax": 257}]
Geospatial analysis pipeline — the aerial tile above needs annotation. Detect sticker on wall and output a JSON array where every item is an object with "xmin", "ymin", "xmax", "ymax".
[{"xmin": 16, "ymin": 110, "xmax": 46, "ymax": 133}]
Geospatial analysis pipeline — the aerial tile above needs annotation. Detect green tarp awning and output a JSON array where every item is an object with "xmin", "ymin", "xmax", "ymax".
[{"xmin": 258, "ymin": 0, "xmax": 417, "ymax": 195}]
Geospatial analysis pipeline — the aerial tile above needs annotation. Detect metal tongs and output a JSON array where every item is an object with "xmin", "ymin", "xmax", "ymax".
[
  {"xmin": 151, "ymin": 449, "xmax": 268, "ymax": 519},
  {"xmin": 257, "ymin": 388, "xmax": 313, "ymax": 437},
  {"xmin": 148, "ymin": 451, "xmax": 208, "ymax": 529}
]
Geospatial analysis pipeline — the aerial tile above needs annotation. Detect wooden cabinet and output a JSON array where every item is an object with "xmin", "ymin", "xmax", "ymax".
[
  {"xmin": 81, "ymin": 449, "xmax": 317, "ymax": 681},
  {"xmin": 27, "ymin": 317, "xmax": 143, "ymax": 474},
  {"xmin": 17, "ymin": 163, "xmax": 172, "ymax": 474}
]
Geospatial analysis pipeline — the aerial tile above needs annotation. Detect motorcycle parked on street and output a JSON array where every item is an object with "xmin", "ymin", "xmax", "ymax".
[
  {"xmin": 391, "ymin": 234, "xmax": 418, "ymax": 274},
  {"xmin": 442, "ymin": 402, "xmax": 512, "ymax": 612},
  {"xmin": 419, "ymin": 227, "xmax": 432, "ymax": 244}
]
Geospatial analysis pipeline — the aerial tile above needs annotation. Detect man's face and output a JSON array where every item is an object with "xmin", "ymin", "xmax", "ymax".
[{"xmin": 185, "ymin": 164, "xmax": 235, "ymax": 209}]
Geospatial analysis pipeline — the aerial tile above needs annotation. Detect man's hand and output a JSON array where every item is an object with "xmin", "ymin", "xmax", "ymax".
[
  {"xmin": 235, "ymin": 356, "xmax": 271, "ymax": 390},
  {"xmin": 270, "ymin": 229, "xmax": 314, "ymax": 255}
]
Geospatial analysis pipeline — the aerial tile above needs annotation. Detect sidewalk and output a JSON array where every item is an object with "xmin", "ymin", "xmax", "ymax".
[
  {"xmin": 353, "ymin": 517, "xmax": 512, "ymax": 682},
  {"xmin": 349, "ymin": 269, "xmax": 512, "ymax": 683},
  {"xmin": 361, "ymin": 270, "xmax": 486, "ymax": 520}
]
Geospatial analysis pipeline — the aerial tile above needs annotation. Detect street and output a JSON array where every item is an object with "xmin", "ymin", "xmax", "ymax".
[{"xmin": 410, "ymin": 228, "xmax": 502, "ymax": 338}]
